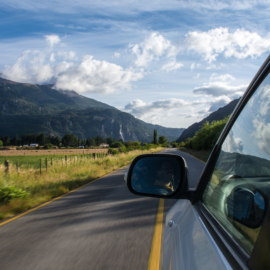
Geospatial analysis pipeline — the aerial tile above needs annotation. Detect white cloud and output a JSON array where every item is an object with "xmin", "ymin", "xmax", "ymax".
[
  {"xmin": 193, "ymin": 81, "xmax": 247, "ymax": 97},
  {"xmin": 206, "ymin": 63, "xmax": 225, "ymax": 70},
  {"xmin": 1, "ymin": 36, "xmax": 143, "ymax": 94},
  {"xmin": 222, "ymin": 129, "xmax": 244, "ymax": 154},
  {"xmin": 114, "ymin": 52, "xmax": 120, "ymax": 58},
  {"xmin": 45, "ymin": 34, "xmax": 61, "ymax": 48},
  {"xmin": 125, "ymin": 96, "xmax": 233, "ymax": 119},
  {"xmin": 161, "ymin": 61, "xmax": 183, "ymax": 72},
  {"xmin": 185, "ymin": 27, "xmax": 270, "ymax": 63},
  {"xmin": 191, "ymin": 63, "xmax": 195, "ymax": 70},
  {"xmin": 54, "ymin": 55, "xmax": 143, "ymax": 94},
  {"xmin": 130, "ymin": 33, "xmax": 177, "ymax": 67},
  {"xmin": 50, "ymin": 53, "xmax": 55, "ymax": 62},
  {"xmin": 210, "ymin": 73, "xmax": 235, "ymax": 81}
]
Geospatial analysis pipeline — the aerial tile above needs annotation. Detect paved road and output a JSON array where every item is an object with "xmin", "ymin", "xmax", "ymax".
[{"xmin": 0, "ymin": 149, "xmax": 204, "ymax": 270}]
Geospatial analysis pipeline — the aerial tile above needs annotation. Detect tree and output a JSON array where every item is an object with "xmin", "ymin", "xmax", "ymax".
[
  {"xmin": 158, "ymin": 136, "xmax": 167, "ymax": 145},
  {"xmin": 153, "ymin": 129, "xmax": 158, "ymax": 144},
  {"xmin": 37, "ymin": 133, "xmax": 46, "ymax": 146},
  {"xmin": 62, "ymin": 134, "xmax": 78, "ymax": 147},
  {"xmin": 0, "ymin": 140, "xmax": 3, "ymax": 146},
  {"xmin": 95, "ymin": 135, "xmax": 105, "ymax": 146}
]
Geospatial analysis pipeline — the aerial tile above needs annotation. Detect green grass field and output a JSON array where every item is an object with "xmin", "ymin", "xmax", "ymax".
[
  {"xmin": 0, "ymin": 148, "xmax": 163, "ymax": 220},
  {"xmin": 0, "ymin": 153, "xmax": 100, "ymax": 169}
]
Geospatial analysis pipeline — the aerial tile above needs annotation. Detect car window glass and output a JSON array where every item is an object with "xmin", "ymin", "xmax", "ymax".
[{"xmin": 202, "ymin": 71, "xmax": 270, "ymax": 255}]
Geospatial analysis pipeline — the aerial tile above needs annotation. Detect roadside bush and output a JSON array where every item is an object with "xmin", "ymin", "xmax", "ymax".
[
  {"xmin": 43, "ymin": 143, "xmax": 54, "ymax": 149},
  {"xmin": 110, "ymin": 142, "xmax": 125, "ymax": 148},
  {"xmin": 108, "ymin": 148, "xmax": 118, "ymax": 155},
  {"xmin": 171, "ymin": 142, "xmax": 179, "ymax": 148},
  {"xmin": 0, "ymin": 186, "xmax": 29, "ymax": 203},
  {"xmin": 118, "ymin": 146, "xmax": 127, "ymax": 153},
  {"xmin": 184, "ymin": 115, "xmax": 230, "ymax": 151}
]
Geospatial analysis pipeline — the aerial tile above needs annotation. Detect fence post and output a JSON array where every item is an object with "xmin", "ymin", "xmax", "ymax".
[
  {"xmin": 16, "ymin": 161, "xmax": 19, "ymax": 173},
  {"xmin": 51, "ymin": 158, "xmax": 53, "ymax": 169},
  {"xmin": 40, "ymin": 159, "xmax": 42, "ymax": 175},
  {"xmin": 5, "ymin": 160, "xmax": 9, "ymax": 175},
  {"xmin": 93, "ymin": 153, "xmax": 96, "ymax": 160},
  {"xmin": 62, "ymin": 157, "xmax": 64, "ymax": 166},
  {"xmin": 46, "ymin": 158, "xmax": 48, "ymax": 173}
]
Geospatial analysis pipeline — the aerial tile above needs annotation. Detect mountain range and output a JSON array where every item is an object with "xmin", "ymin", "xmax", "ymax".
[
  {"xmin": 176, "ymin": 98, "xmax": 240, "ymax": 143},
  {"xmin": 0, "ymin": 78, "xmax": 185, "ymax": 142}
]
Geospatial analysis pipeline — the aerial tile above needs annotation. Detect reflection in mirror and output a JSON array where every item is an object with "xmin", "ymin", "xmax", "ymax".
[
  {"xmin": 131, "ymin": 157, "xmax": 182, "ymax": 196},
  {"xmin": 226, "ymin": 187, "xmax": 266, "ymax": 228}
]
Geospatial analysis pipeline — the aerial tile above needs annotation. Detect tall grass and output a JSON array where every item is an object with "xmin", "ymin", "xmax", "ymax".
[{"xmin": 0, "ymin": 148, "xmax": 163, "ymax": 220}]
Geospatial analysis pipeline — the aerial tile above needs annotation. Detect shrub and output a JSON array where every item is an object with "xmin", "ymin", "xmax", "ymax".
[
  {"xmin": 0, "ymin": 186, "xmax": 29, "ymax": 203},
  {"xmin": 118, "ymin": 146, "xmax": 127, "ymax": 153},
  {"xmin": 44, "ymin": 143, "xmax": 54, "ymax": 149},
  {"xmin": 108, "ymin": 148, "xmax": 118, "ymax": 155},
  {"xmin": 110, "ymin": 142, "xmax": 125, "ymax": 148},
  {"xmin": 184, "ymin": 115, "xmax": 230, "ymax": 151}
]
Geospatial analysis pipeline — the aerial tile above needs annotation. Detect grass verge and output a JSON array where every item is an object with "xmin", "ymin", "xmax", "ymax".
[
  {"xmin": 0, "ymin": 148, "xmax": 163, "ymax": 220},
  {"xmin": 178, "ymin": 147, "xmax": 212, "ymax": 163}
]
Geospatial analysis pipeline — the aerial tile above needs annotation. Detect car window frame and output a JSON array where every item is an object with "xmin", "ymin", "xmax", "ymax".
[{"xmin": 191, "ymin": 54, "xmax": 270, "ymax": 270}]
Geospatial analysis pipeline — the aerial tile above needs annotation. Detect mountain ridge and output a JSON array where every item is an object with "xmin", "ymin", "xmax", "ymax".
[
  {"xmin": 0, "ymin": 77, "xmax": 185, "ymax": 142},
  {"xmin": 176, "ymin": 98, "xmax": 240, "ymax": 143}
]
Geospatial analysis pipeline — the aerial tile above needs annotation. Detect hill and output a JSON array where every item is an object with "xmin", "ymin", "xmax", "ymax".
[
  {"xmin": 0, "ymin": 78, "xmax": 184, "ymax": 142},
  {"xmin": 176, "ymin": 98, "xmax": 240, "ymax": 143}
]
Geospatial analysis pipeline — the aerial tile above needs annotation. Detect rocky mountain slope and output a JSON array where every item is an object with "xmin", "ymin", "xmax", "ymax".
[{"xmin": 0, "ymin": 78, "xmax": 184, "ymax": 142}]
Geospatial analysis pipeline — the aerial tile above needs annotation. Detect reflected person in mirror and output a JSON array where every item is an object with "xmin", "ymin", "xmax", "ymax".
[{"xmin": 153, "ymin": 161, "xmax": 176, "ymax": 194}]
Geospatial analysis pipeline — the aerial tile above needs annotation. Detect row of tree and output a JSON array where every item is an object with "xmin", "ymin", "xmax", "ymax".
[
  {"xmin": 0, "ymin": 133, "xmax": 169, "ymax": 149},
  {"xmin": 0, "ymin": 133, "xmax": 127, "ymax": 148}
]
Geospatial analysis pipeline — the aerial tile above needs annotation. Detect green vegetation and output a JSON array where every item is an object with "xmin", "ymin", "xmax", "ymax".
[
  {"xmin": 158, "ymin": 135, "xmax": 167, "ymax": 145},
  {"xmin": 182, "ymin": 115, "xmax": 230, "ymax": 151},
  {"xmin": 153, "ymin": 129, "xmax": 158, "ymax": 144},
  {"xmin": 0, "ymin": 147, "xmax": 163, "ymax": 220},
  {"xmin": 0, "ymin": 140, "xmax": 2, "ymax": 146}
]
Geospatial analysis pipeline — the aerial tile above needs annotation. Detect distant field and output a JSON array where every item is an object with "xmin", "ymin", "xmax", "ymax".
[
  {"xmin": 0, "ymin": 147, "xmax": 163, "ymax": 220},
  {"xmin": 0, "ymin": 148, "xmax": 108, "ymax": 156},
  {"xmin": 0, "ymin": 149, "xmax": 108, "ymax": 169}
]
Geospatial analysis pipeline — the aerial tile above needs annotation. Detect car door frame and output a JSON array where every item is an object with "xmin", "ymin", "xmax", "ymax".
[{"xmin": 190, "ymin": 54, "xmax": 270, "ymax": 270}]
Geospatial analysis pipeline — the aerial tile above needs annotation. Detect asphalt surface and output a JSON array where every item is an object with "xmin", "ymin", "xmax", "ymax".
[{"xmin": 0, "ymin": 149, "xmax": 204, "ymax": 270}]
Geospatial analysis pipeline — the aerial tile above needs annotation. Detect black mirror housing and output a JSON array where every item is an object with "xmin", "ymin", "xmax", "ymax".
[{"xmin": 126, "ymin": 154, "xmax": 189, "ymax": 199}]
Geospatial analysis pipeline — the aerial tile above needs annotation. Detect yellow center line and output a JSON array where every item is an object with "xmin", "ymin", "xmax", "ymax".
[{"xmin": 148, "ymin": 198, "xmax": 164, "ymax": 270}]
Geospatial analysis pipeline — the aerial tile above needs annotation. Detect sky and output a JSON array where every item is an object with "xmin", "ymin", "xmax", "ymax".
[{"xmin": 1, "ymin": 0, "xmax": 270, "ymax": 128}]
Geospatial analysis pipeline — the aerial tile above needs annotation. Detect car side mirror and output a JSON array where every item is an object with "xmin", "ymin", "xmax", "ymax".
[
  {"xmin": 226, "ymin": 186, "xmax": 268, "ymax": 229},
  {"xmin": 126, "ymin": 154, "xmax": 189, "ymax": 198}
]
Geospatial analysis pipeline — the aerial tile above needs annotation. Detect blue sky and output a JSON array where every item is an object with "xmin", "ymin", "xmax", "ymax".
[{"xmin": 1, "ymin": 0, "xmax": 270, "ymax": 128}]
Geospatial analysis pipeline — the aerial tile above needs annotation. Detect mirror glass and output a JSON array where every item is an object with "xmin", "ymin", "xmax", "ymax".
[
  {"xmin": 131, "ymin": 156, "xmax": 182, "ymax": 196},
  {"xmin": 226, "ymin": 187, "xmax": 266, "ymax": 228}
]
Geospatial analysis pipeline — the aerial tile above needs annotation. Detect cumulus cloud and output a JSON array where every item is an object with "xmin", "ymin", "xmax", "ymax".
[
  {"xmin": 185, "ymin": 27, "xmax": 270, "ymax": 63},
  {"xmin": 45, "ymin": 34, "xmax": 61, "ymax": 48},
  {"xmin": 54, "ymin": 55, "xmax": 143, "ymax": 93},
  {"xmin": 161, "ymin": 61, "xmax": 183, "ymax": 72},
  {"xmin": 125, "ymin": 96, "xmax": 234, "ymax": 120},
  {"xmin": 130, "ymin": 33, "xmax": 177, "ymax": 67},
  {"xmin": 1, "ymin": 36, "xmax": 143, "ymax": 94},
  {"xmin": 193, "ymin": 81, "xmax": 247, "ymax": 97},
  {"xmin": 222, "ymin": 129, "xmax": 244, "ymax": 153}
]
